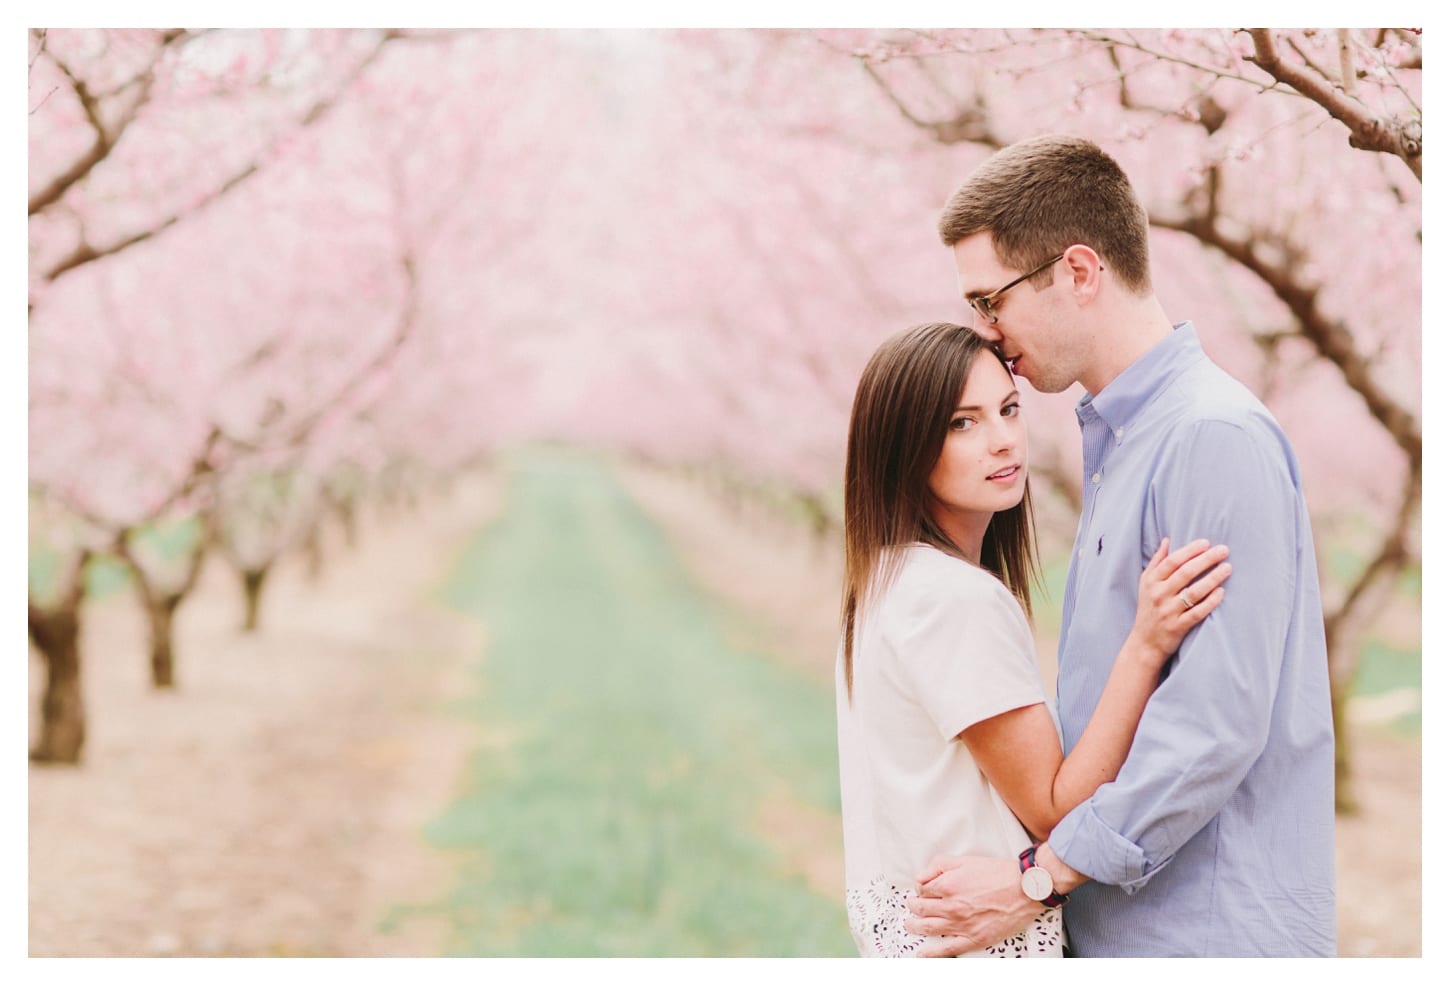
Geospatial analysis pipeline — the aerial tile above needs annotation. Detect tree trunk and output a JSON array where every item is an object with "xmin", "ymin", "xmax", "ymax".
[
  {"xmin": 117, "ymin": 533, "xmax": 207, "ymax": 691},
  {"xmin": 1329, "ymin": 679, "xmax": 1357, "ymax": 815},
  {"xmin": 1322, "ymin": 463, "xmax": 1419, "ymax": 815},
  {"xmin": 303, "ymin": 521, "xmax": 326, "ymax": 582},
  {"xmin": 145, "ymin": 597, "xmax": 181, "ymax": 689},
  {"xmin": 241, "ymin": 565, "xmax": 271, "ymax": 632},
  {"xmin": 29, "ymin": 603, "xmax": 85, "ymax": 764},
  {"xmin": 1323, "ymin": 559, "xmax": 1403, "ymax": 815},
  {"xmin": 336, "ymin": 496, "xmax": 358, "ymax": 548}
]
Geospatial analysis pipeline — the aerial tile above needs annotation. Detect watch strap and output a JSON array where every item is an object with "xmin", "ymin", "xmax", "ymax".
[{"xmin": 1018, "ymin": 844, "xmax": 1070, "ymax": 907}]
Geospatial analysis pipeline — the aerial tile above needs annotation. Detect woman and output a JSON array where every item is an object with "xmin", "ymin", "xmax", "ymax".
[{"xmin": 836, "ymin": 323, "xmax": 1230, "ymax": 957}]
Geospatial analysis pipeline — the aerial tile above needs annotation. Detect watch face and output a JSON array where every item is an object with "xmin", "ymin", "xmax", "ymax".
[{"xmin": 1021, "ymin": 866, "xmax": 1054, "ymax": 901}]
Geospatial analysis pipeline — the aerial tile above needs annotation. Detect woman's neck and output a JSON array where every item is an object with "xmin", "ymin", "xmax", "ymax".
[{"xmin": 928, "ymin": 503, "xmax": 989, "ymax": 566}]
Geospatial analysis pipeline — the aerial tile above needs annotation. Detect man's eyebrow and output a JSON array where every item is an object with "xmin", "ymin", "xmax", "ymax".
[{"xmin": 958, "ymin": 274, "xmax": 994, "ymax": 299}]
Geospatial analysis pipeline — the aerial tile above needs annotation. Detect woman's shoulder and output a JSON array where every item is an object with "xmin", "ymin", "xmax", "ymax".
[
  {"xmin": 886, "ymin": 544, "xmax": 1013, "ymax": 609},
  {"xmin": 894, "ymin": 542, "xmax": 993, "ymax": 581},
  {"xmin": 873, "ymin": 544, "xmax": 1034, "ymax": 657}
]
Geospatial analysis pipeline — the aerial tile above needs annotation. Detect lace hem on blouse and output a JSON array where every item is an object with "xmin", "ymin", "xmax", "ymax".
[{"xmin": 846, "ymin": 875, "xmax": 1063, "ymax": 957}]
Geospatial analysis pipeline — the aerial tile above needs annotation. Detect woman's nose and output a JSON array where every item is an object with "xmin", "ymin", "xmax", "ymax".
[{"xmin": 989, "ymin": 419, "xmax": 1017, "ymax": 453}]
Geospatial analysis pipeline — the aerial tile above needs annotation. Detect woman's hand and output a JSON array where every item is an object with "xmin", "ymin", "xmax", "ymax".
[{"xmin": 1129, "ymin": 538, "xmax": 1231, "ymax": 665}]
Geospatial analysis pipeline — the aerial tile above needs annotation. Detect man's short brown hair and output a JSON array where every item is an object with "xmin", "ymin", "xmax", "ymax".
[{"xmin": 938, "ymin": 135, "xmax": 1152, "ymax": 294}]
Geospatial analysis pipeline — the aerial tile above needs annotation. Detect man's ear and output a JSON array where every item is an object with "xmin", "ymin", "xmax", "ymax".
[{"xmin": 1062, "ymin": 244, "xmax": 1102, "ymax": 303}]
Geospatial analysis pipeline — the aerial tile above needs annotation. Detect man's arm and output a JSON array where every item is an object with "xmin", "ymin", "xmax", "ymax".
[
  {"xmin": 906, "ymin": 418, "xmax": 1302, "ymax": 954},
  {"xmin": 959, "ymin": 539, "xmax": 1228, "ymax": 841},
  {"xmin": 1047, "ymin": 418, "xmax": 1300, "ymax": 889},
  {"xmin": 904, "ymin": 846, "xmax": 1085, "ymax": 957}
]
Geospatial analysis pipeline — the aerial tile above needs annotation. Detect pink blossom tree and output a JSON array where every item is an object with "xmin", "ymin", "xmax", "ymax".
[
  {"xmin": 830, "ymin": 26, "xmax": 1421, "ymax": 810},
  {"xmin": 28, "ymin": 27, "xmax": 1420, "ymax": 808},
  {"xmin": 28, "ymin": 28, "xmax": 471, "ymax": 759}
]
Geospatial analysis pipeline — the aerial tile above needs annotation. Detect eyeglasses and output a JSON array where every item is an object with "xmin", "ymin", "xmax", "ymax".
[{"xmin": 965, "ymin": 253, "xmax": 1064, "ymax": 325}]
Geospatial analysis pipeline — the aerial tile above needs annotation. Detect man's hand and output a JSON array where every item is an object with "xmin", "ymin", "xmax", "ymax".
[{"xmin": 903, "ymin": 854, "xmax": 1043, "ymax": 958}]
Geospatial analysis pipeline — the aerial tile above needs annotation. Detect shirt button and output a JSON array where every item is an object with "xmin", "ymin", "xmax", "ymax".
[
  {"xmin": 1091, "ymin": 472, "xmax": 1102, "ymax": 484},
  {"xmin": 1078, "ymin": 549, "xmax": 1084, "ymax": 560},
  {"xmin": 1115, "ymin": 428, "xmax": 1124, "ymax": 440}
]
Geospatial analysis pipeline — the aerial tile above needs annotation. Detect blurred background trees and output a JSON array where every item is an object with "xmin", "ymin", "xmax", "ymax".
[
  {"xmin": 837, "ymin": 26, "xmax": 1422, "ymax": 810},
  {"xmin": 28, "ymin": 28, "xmax": 1420, "ymax": 817}
]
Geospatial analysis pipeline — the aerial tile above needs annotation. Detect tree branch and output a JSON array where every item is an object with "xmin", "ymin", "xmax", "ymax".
[
  {"xmin": 1283, "ymin": 34, "xmax": 1339, "ymax": 90},
  {"xmin": 111, "ymin": 529, "xmax": 157, "ymax": 609},
  {"xmin": 28, "ymin": 29, "xmax": 189, "ymax": 216},
  {"xmin": 1324, "ymin": 460, "xmax": 1419, "ymax": 662},
  {"xmin": 1336, "ymin": 29, "xmax": 1358, "ymax": 98},
  {"xmin": 29, "ymin": 28, "xmax": 48, "ymax": 72},
  {"xmin": 1245, "ymin": 29, "xmax": 1420, "ymax": 181},
  {"xmin": 858, "ymin": 57, "xmax": 1002, "ymax": 147},
  {"xmin": 29, "ymin": 547, "xmax": 93, "ymax": 634},
  {"xmin": 36, "ymin": 29, "xmax": 408, "ymax": 285},
  {"xmin": 1154, "ymin": 211, "xmax": 1420, "ymax": 468},
  {"xmin": 855, "ymin": 41, "xmax": 1420, "ymax": 469},
  {"xmin": 35, "ymin": 425, "xmax": 224, "ymax": 534},
  {"xmin": 1067, "ymin": 29, "xmax": 1290, "ymax": 94}
]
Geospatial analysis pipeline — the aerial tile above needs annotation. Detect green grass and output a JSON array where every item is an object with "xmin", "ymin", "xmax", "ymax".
[
  {"xmin": 390, "ymin": 449, "xmax": 853, "ymax": 956},
  {"xmin": 1029, "ymin": 552, "xmax": 1071, "ymax": 639},
  {"xmin": 1352, "ymin": 639, "xmax": 1421, "ymax": 737},
  {"xmin": 1354, "ymin": 640, "xmax": 1421, "ymax": 696}
]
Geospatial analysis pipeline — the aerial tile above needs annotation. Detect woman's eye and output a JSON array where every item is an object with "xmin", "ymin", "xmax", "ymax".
[
  {"xmin": 1001, "ymin": 403, "xmax": 1020, "ymax": 418},
  {"xmin": 949, "ymin": 416, "xmax": 974, "ymax": 431}
]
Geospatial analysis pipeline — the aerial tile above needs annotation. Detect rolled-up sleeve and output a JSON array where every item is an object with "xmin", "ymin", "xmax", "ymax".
[{"xmin": 1048, "ymin": 418, "xmax": 1300, "ymax": 890}]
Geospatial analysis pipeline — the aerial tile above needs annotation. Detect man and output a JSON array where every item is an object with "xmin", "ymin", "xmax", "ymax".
[{"xmin": 904, "ymin": 135, "xmax": 1336, "ymax": 957}]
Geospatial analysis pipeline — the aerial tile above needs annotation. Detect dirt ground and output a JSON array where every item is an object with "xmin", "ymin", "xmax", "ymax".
[
  {"xmin": 28, "ymin": 475, "xmax": 499, "ymax": 957},
  {"xmin": 28, "ymin": 463, "xmax": 1422, "ymax": 957}
]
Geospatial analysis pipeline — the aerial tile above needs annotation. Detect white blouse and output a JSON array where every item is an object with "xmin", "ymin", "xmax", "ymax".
[{"xmin": 835, "ymin": 544, "xmax": 1063, "ymax": 957}]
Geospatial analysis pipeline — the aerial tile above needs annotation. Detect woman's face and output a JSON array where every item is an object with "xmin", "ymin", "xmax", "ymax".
[{"xmin": 926, "ymin": 354, "xmax": 1028, "ymax": 521}]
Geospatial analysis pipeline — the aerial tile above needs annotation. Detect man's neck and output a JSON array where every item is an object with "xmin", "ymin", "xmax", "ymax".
[{"xmin": 1078, "ymin": 295, "xmax": 1175, "ymax": 396}]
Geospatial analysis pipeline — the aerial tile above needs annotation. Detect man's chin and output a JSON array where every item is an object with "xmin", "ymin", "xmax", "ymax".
[
  {"xmin": 1019, "ymin": 371, "xmax": 1072, "ymax": 395},
  {"xmin": 1011, "ymin": 359, "xmax": 1051, "ymax": 393}
]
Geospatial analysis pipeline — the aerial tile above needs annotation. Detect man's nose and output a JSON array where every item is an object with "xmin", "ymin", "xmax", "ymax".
[{"xmin": 969, "ymin": 317, "xmax": 1003, "ymax": 342}]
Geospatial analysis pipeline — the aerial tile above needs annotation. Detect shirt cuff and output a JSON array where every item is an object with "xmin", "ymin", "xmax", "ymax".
[{"xmin": 1048, "ymin": 801, "xmax": 1170, "ymax": 894}]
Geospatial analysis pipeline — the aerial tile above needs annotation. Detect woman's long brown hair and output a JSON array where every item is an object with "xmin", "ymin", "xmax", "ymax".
[{"xmin": 840, "ymin": 322, "xmax": 1040, "ymax": 698}]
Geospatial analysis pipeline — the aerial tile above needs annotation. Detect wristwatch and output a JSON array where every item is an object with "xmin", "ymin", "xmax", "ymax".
[{"xmin": 1018, "ymin": 845, "xmax": 1070, "ymax": 907}]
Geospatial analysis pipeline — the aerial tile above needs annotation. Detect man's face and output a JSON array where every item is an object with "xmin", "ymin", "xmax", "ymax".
[{"xmin": 951, "ymin": 232, "xmax": 1083, "ymax": 394}]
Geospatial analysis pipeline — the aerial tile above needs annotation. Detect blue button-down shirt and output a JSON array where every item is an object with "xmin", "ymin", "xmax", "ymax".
[{"xmin": 1045, "ymin": 323, "xmax": 1336, "ymax": 956}]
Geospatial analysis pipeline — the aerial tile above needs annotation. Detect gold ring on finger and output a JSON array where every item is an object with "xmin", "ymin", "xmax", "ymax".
[{"xmin": 1179, "ymin": 591, "xmax": 1193, "ymax": 609}]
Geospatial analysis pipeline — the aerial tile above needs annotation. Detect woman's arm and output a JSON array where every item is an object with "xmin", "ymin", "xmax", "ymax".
[{"xmin": 960, "ymin": 539, "xmax": 1230, "ymax": 841}]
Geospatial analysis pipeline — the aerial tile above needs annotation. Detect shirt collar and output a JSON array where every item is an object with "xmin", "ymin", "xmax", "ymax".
[{"xmin": 1077, "ymin": 321, "xmax": 1204, "ymax": 433}]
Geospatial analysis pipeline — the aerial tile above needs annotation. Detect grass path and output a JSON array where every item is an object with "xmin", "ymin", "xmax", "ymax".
[{"xmin": 395, "ymin": 450, "xmax": 853, "ymax": 956}]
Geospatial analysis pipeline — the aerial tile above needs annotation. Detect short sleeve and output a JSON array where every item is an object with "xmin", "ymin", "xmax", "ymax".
[{"xmin": 886, "ymin": 565, "xmax": 1046, "ymax": 742}]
